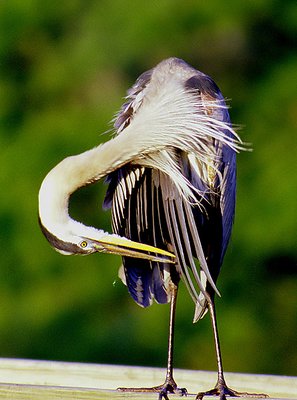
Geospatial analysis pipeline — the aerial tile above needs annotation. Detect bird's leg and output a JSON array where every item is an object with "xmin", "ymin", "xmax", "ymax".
[
  {"xmin": 153, "ymin": 282, "xmax": 187, "ymax": 399},
  {"xmin": 117, "ymin": 282, "xmax": 187, "ymax": 399},
  {"xmin": 196, "ymin": 294, "xmax": 268, "ymax": 400}
]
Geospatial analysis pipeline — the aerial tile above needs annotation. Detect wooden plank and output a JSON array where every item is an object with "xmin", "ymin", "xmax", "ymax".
[{"xmin": 0, "ymin": 358, "xmax": 296, "ymax": 399}]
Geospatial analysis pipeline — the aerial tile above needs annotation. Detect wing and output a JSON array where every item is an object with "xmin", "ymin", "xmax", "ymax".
[
  {"xmin": 105, "ymin": 166, "xmax": 177, "ymax": 307},
  {"xmin": 103, "ymin": 151, "xmax": 223, "ymax": 316},
  {"xmin": 183, "ymin": 72, "xmax": 237, "ymax": 265}
]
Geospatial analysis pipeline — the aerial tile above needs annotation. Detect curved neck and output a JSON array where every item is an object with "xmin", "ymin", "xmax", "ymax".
[{"xmin": 38, "ymin": 131, "xmax": 155, "ymax": 233}]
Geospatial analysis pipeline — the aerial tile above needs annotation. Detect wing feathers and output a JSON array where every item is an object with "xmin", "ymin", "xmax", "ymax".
[
  {"xmin": 165, "ymin": 199, "xmax": 200, "ymax": 304},
  {"xmin": 108, "ymin": 167, "xmax": 171, "ymax": 307}
]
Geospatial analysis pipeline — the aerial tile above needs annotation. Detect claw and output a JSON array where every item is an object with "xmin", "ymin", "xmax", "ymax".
[{"xmin": 157, "ymin": 383, "xmax": 187, "ymax": 399}]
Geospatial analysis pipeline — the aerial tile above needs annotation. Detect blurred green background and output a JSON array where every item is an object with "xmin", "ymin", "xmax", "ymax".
[{"xmin": 1, "ymin": 0, "xmax": 296, "ymax": 379}]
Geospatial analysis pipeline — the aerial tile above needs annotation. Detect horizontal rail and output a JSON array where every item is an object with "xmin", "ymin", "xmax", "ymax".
[{"xmin": 0, "ymin": 358, "xmax": 295, "ymax": 399}]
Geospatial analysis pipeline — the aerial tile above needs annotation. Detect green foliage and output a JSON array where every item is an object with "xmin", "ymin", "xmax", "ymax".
[{"xmin": 1, "ymin": 0, "xmax": 296, "ymax": 377}]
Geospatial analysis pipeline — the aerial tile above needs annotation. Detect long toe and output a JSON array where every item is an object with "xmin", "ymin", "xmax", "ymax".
[{"xmin": 118, "ymin": 382, "xmax": 187, "ymax": 399}]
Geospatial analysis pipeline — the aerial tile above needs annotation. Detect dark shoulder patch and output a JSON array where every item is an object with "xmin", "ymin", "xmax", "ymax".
[{"xmin": 185, "ymin": 75, "xmax": 221, "ymax": 98}]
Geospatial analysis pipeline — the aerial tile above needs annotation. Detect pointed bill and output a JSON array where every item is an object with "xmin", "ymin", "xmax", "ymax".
[{"xmin": 91, "ymin": 234, "xmax": 175, "ymax": 263}]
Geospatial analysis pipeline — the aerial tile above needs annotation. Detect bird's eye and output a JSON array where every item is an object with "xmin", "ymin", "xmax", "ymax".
[{"xmin": 80, "ymin": 240, "xmax": 88, "ymax": 248}]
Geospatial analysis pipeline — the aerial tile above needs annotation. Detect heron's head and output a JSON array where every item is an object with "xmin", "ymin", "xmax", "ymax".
[{"xmin": 39, "ymin": 218, "xmax": 175, "ymax": 262}]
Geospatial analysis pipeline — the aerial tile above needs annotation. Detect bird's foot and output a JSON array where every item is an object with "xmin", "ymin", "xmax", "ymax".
[
  {"xmin": 118, "ymin": 377, "xmax": 187, "ymax": 399},
  {"xmin": 155, "ymin": 381, "xmax": 188, "ymax": 400},
  {"xmin": 196, "ymin": 376, "xmax": 269, "ymax": 400}
]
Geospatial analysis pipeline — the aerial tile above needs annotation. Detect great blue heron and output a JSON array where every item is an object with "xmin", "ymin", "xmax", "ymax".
[{"xmin": 39, "ymin": 58, "xmax": 265, "ymax": 400}]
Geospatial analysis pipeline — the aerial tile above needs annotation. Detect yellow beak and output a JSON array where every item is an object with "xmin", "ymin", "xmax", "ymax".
[{"xmin": 91, "ymin": 234, "xmax": 175, "ymax": 263}]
